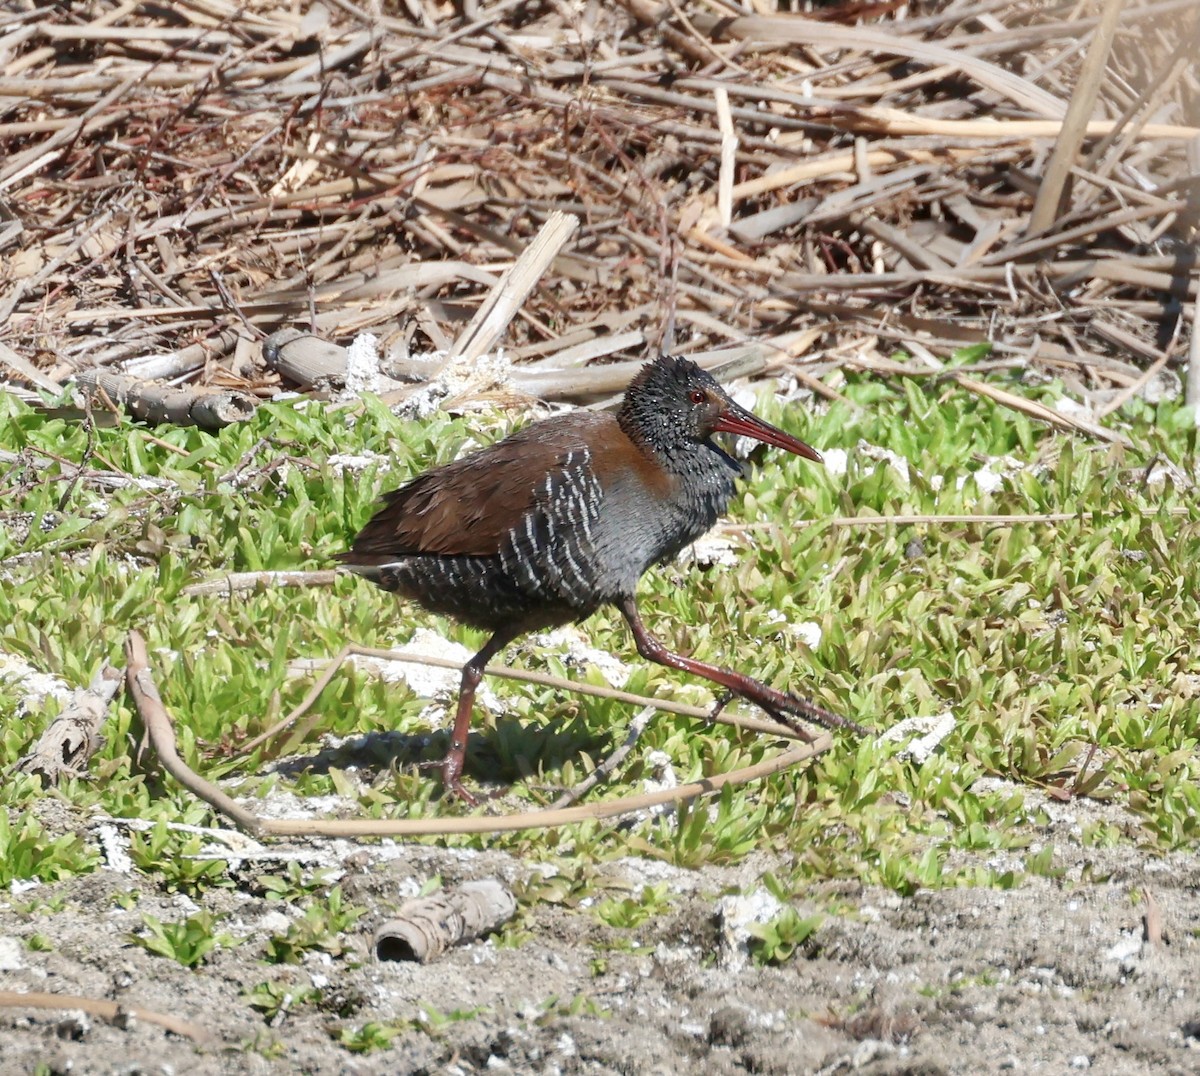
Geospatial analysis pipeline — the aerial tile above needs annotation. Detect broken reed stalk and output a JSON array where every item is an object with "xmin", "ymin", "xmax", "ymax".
[
  {"xmin": 447, "ymin": 210, "xmax": 579, "ymax": 366},
  {"xmin": 374, "ymin": 879, "xmax": 517, "ymax": 963},
  {"xmin": 74, "ymin": 371, "xmax": 257, "ymax": 429},
  {"xmin": 1026, "ymin": 0, "xmax": 1126, "ymax": 235},
  {"xmin": 13, "ymin": 663, "xmax": 122, "ymax": 785}
]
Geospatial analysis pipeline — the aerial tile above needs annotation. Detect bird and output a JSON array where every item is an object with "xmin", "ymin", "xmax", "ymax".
[{"xmin": 339, "ymin": 354, "xmax": 863, "ymax": 801}]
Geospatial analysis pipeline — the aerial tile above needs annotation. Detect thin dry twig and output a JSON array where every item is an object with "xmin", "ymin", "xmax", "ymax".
[
  {"xmin": 0, "ymin": 991, "xmax": 213, "ymax": 1045},
  {"xmin": 549, "ymin": 705, "xmax": 657, "ymax": 809},
  {"xmin": 258, "ymin": 735, "xmax": 833, "ymax": 838}
]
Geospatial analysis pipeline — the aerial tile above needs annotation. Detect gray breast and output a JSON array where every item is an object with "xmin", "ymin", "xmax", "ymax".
[{"xmin": 586, "ymin": 442, "xmax": 739, "ymax": 600}]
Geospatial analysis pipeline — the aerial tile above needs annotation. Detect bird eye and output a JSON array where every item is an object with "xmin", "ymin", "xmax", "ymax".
[{"xmin": 688, "ymin": 389, "xmax": 706, "ymax": 405}]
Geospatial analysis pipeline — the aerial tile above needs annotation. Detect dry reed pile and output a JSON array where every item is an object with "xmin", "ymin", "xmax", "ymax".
[{"xmin": 1, "ymin": 0, "xmax": 1197, "ymax": 425}]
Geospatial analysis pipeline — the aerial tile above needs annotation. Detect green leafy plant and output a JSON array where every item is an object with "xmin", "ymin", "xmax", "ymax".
[
  {"xmin": 245, "ymin": 979, "xmax": 323, "ymax": 1022},
  {"xmin": 256, "ymin": 861, "xmax": 338, "ymax": 903},
  {"xmin": 535, "ymin": 993, "xmax": 611, "ymax": 1023},
  {"xmin": 414, "ymin": 1002, "xmax": 488, "ymax": 1035},
  {"xmin": 747, "ymin": 906, "xmax": 822, "ymax": 965},
  {"xmin": 128, "ymin": 821, "xmax": 230, "ymax": 895},
  {"xmin": 0, "ymin": 812, "xmax": 99, "ymax": 886},
  {"xmin": 264, "ymin": 887, "xmax": 363, "ymax": 964},
  {"xmin": 333, "ymin": 1021, "xmax": 410, "ymax": 1053},
  {"xmin": 594, "ymin": 882, "xmax": 671, "ymax": 929},
  {"xmin": 129, "ymin": 909, "xmax": 233, "ymax": 968}
]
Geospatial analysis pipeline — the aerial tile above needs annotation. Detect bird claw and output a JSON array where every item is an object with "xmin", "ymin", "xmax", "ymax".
[
  {"xmin": 707, "ymin": 690, "xmax": 735, "ymax": 722},
  {"xmin": 415, "ymin": 756, "xmax": 482, "ymax": 805},
  {"xmin": 438, "ymin": 762, "xmax": 481, "ymax": 806},
  {"xmin": 769, "ymin": 690, "xmax": 870, "ymax": 738},
  {"xmin": 444, "ymin": 779, "xmax": 480, "ymax": 807}
]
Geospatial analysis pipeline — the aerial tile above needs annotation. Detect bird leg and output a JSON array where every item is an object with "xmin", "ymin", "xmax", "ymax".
[
  {"xmin": 617, "ymin": 597, "xmax": 869, "ymax": 739},
  {"xmin": 440, "ymin": 627, "xmax": 521, "ymax": 803}
]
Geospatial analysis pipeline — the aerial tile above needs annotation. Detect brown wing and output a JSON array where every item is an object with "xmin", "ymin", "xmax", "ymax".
[{"xmin": 341, "ymin": 411, "xmax": 616, "ymax": 560}]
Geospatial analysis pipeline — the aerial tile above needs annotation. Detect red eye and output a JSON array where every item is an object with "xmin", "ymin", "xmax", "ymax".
[{"xmin": 688, "ymin": 389, "xmax": 706, "ymax": 405}]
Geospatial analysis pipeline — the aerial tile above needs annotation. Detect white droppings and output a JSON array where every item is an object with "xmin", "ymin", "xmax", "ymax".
[
  {"xmin": 800, "ymin": 440, "xmax": 913, "ymax": 481},
  {"xmin": 716, "ymin": 889, "xmax": 784, "ymax": 970},
  {"xmin": 554, "ymin": 1032, "xmax": 577, "ymax": 1057},
  {"xmin": 1104, "ymin": 935, "xmax": 1142, "ymax": 964},
  {"xmin": 0, "ymin": 936, "xmax": 26, "ymax": 972},
  {"xmin": 326, "ymin": 451, "xmax": 388, "ymax": 473},
  {"xmin": 961, "ymin": 466, "xmax": 1005, "ymax": 495},
  {"xmin": 352, "ymin": 628, "xmax": 501, "ymax": 712},
  {"xmin": 257, "ymin": 910, "xmax": 292, "ymax": 934},
  {"xmin": 341, "ymin": 332, "xmax": 382, "ymax": 398},
  {"xmin": 1053, "ymin": 396, "xmax": 1092, "ymax": 418},
  {"xmin": 856, "ymin": 440, "xmax": 911, "ymax": 483},
  {"xmin": 878, "ymin": 712, "xmax": 956, "ymax": 763},
  {"xmin": 1143, "ymin": 464, "xmax": 1176, "ymax": 487},
  {"xmin": 0, "ymin": 651, "xmax": 72, "ymax": 714},
  {"xmin": 686, "ymin": 533, "xmax": 739, "ymax": 568},
  {"xmin": 96, "ymin": 823, "xmax": 133, "ymax": 873},
  {"xmin": 760, "ymin": 613, "xmax": 822, "ymax": 648},
  {"xmin": 638, "ymin": 751, "xmax": 677, "ymax": 816},
  {"xmin": 955, "ymin": 455, "xmax": 1025, "ymax": 497},
  {"xmin": 252, "ymin": 790, "xmax": 357, "ymax": 821},
  {"xmin": 821, "ymin": 447, "xmax": 848, "ymax": 477},
  {"xmin": 792, "ymin": 620, "xmax": 822, "ymax": 648},
  {"xmin": 400, "ymin": 350, "xmax": 515, "ymax": 419}
]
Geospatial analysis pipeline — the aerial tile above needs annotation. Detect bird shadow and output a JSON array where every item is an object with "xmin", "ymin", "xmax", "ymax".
[{"xmin": 266, "ymin": 714, "xmax": 613, "ymax": 793}]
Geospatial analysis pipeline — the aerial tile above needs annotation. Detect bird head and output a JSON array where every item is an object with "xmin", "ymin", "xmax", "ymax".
[{"xmin": 619, "ymin": 355, "xmax": 822, "ymax": 464}]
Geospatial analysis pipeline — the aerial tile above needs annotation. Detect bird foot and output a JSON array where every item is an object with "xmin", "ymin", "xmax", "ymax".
[
  {"xmin": 443, "ymin": 778, "xmax": 480, "ymax": 807},
  {"xmin": 705, "ymin": 685, "xmax": 866, "ymax": 740},
  {"xmin": 416, "ymin": 757, "xmax": 482, "ymax": 805}
]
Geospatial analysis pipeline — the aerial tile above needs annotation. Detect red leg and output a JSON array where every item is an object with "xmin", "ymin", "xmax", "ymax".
[
  {"xmin": 618, "ymin": 597, "xmax": 868, "ymax": 739},
  {"xmin": 440, "ymin": 628, "xmax": 520, "ymax": 802}
]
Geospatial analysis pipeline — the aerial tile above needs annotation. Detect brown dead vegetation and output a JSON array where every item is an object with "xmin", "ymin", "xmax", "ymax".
[{"xmin": 0, "ymin": 0, "xmax": 1197, "ymax": 418}]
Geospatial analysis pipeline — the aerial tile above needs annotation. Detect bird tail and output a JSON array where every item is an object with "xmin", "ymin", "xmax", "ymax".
[
  {"xmin": 336, "ymin": 551, "xmax": 404, "ymax": 592},
  {"xmin": 336, "ymin": 550, "xmax": 395, "ymax": 574}
]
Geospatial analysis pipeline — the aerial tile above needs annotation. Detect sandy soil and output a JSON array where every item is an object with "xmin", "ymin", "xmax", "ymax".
[{"xmin": 2, "ymin": 787, "xmax": 1199, "ymax": 1076}]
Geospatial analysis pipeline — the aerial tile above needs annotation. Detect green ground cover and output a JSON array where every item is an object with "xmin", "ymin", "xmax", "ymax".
[{"xmin": 2, "ymin": 359, "xmax": 1198, "ymax": 904}]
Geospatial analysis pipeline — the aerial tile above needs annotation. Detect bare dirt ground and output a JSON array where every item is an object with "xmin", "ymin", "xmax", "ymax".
[{"xmin": 2, "ymin": 786, "xmax": 1198, "ymax": 1076}]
